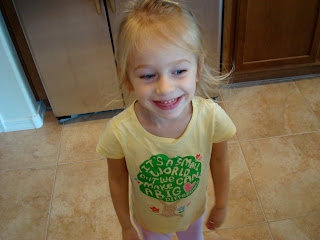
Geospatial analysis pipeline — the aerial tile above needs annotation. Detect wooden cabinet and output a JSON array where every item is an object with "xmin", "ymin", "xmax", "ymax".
[{"xmin": 223, "ymin": 0, "xmax": 320, "ymax": 83}]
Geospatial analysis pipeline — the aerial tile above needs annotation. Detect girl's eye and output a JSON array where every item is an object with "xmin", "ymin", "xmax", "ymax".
[
  {"xmin": 140, "ymin": 74, "xmax": 155, "ymax": 79},
  {"xmin": 173, "ymin": 69, "xmax": 187, "ymax": 75}
]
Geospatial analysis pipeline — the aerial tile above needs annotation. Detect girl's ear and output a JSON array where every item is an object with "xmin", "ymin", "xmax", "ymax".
[
  {"xmin": 124, "ymin": 72, "xmax": 134, "ymax": 92},
  {"xmin": 126, "ymin": 80, "xmax": 134, "ymax": 92},
  {"xmin": 196, "ymin": 56, "xmax": 204, "ymax": 82},
  {"xmin": 118, "ymin": 66, "xmax": 134, "ymax": 92}
]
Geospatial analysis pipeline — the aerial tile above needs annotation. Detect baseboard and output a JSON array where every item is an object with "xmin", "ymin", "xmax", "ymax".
[{"xmin": 1, "ymin": 101, "xmax": 46, "ymax": 132}]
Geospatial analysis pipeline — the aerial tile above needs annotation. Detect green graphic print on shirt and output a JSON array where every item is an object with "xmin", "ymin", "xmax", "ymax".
[{"xmin": 136, "ymin": 154, "xmax": 202, "ymax": 203}]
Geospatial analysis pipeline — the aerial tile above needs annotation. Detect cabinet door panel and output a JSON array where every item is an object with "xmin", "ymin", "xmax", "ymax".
[
  {"xmin": 14, "ymin": 0, "xmax": 123, "ymax": 117},
  {"xmin": 235, "ymin": 0, "xmax": 320, "ymax": 71},
  {"xmin": 187, "ymin": 0, "xmax": 222, "ymax": 70},
  {"xmin": 108, "ymin": 0, "xmax": 222, "ymax": 68}
]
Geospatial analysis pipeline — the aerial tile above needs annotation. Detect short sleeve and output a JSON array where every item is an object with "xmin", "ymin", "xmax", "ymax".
[
  {"xmin": 212, "ymin": 104, "xmax": 236, "ymax": 143},
  {"xmin": 96, "ymin": 120, "xmax": 124, "ymax": 159}
]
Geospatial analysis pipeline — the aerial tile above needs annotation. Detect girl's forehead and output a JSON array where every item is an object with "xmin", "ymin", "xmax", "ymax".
[
  {"xmin": 129, "ymin": 40, "xmax": 196, "ymax": 66},
  {"xmin": 132, "ymin": 37, "xmax": 195, "ymax": 57}
]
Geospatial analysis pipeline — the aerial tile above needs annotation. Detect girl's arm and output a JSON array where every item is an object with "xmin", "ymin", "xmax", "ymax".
[
  {"xmin": 107, "ymin": 158, "xmax": 139, "ymax": 239},
  {"xmin": 206, "ymin": 140, "xmax": 230, "ymax": 230}
]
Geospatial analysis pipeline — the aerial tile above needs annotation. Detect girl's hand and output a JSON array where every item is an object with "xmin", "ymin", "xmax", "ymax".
[
  {"xmin": 122, "ymin": 226, "xmax": 140, "ymax": 240},
  {"xmin": 206, "ymin": 206, "xmax": 227, "ymax": 230}
]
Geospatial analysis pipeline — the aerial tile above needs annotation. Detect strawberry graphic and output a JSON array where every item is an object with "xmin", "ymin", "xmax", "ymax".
[
  {"xmin": 150, "ymin": 207, "xmax": 159, "ymax": 213},
  {"xmin": 196, "ymin": 154, "xmax": 202, "ymax": 160}
]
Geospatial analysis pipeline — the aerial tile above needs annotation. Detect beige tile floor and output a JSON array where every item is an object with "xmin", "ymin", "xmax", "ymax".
[{"xmin": 1, "ymin": 77, "xmax": 320, "ymax": 240}]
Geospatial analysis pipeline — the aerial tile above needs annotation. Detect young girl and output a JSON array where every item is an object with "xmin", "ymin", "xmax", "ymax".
[{"xmin": 96, "ymin": 0, "xmax": 236, "ymax": 239}]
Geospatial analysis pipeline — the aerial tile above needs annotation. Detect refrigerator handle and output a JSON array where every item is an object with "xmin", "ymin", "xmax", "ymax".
[
  {"xmin": 107, "ymin": 0, "xmax": 116, "ymax": 12},
  {"xmin": 94, "ymin": 0, "xmax": 101, "ymax": 14}
]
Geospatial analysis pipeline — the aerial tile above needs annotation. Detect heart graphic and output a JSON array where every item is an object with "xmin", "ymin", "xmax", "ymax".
[{"xmin": 184, "ymin": 182, "xmax": 196, "ymax": 192}]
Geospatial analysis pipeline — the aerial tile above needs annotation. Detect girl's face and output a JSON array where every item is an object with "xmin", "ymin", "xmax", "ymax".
[{"xmin": 126, "ymin": 39, "xmax": 199, "ymax": 123}]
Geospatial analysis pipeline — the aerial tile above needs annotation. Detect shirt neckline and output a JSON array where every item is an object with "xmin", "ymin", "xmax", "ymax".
[{"xmin": 129, "ymin": 97, "xmax": 199, "ymax": 144}]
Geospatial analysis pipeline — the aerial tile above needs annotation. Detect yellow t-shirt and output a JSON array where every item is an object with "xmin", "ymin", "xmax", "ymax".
[{"xmin": 96, "ymin": 96, "xmax": 236, "ymax": 234}]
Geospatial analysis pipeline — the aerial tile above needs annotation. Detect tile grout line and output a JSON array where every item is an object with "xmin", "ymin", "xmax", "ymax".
[
  {"xmin": 45, "ymin": 122, "xmax": 64, "ymax": 240},
  {"xmin": 58, "ymin": 157, "xmax": 106, "ymax": 166},
  {"xmin": 0, "ymin": 164, "xmax": 57, "ymax": 173},
  {"xmin": 236, "ymin": 140, "xmax": 275, "ymax": 240},
  {"xmin": 0, "ymin": 157, "xmax": 106, "ymax": 173},
  {"xmin": 267, "ymin": 212, "xmax": 320, "ymax": 224},
  {"xmin": 237, "ymin": 130, "xmax": 320, "ymax": 143},
  {"xmin": 292, "ymin": 80, "xmax": 320, "ymax": 124},
  {"xmin": 202, "ymin": 221, "xmax": 269, "ymax": 232}
]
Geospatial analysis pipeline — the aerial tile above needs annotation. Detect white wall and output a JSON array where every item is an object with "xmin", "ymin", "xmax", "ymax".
[{"xmin": 0, "ymin": 11, "xmax": 45, "ymax": 132}]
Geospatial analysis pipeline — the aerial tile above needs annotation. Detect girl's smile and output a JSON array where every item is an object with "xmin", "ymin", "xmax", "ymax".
[
  {"xmin": 153, "ymin": 96, "xmax": 183, "ymax": 110},
  {"xmin": 127, "ymin": 39, "xmax": 199, "ymax": 125}
]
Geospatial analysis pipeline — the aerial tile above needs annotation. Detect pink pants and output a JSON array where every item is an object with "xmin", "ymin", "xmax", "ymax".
[{"xmin": 133, "ymin": 211, "xmax": 205, "ymax": 240}]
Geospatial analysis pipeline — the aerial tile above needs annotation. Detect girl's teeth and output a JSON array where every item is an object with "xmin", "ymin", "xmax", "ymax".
[{"xmin": 162, "ymin": 98, "xmax": 175, "ymax": 104}]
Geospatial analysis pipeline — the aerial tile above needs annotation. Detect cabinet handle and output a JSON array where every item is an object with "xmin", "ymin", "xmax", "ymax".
[
  {"xmin": 107, "ymin": 0, "xmax": 116, "ymax": 12},
  {"xmin": 95, "ymin": 0, "xmax": 101, "ymax": 14}
]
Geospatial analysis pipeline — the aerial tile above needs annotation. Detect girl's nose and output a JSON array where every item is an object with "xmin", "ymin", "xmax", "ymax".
[{"xmin": 155, "ymin": 76, "xmax": 175, "ymax": 95}]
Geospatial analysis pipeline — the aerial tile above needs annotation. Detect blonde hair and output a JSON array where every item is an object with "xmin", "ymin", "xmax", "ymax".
[{"xmin": 116, "ymin": 0, "xmax": 233, "ymax": 103}]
